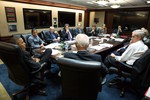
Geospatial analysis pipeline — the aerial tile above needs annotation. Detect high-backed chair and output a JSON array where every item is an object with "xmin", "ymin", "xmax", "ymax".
[
  {"xmin": 0, "ymin": 42, "xmax": 47, "ymax": 100},
  {"xmin": 57, "ymin": 57, "xmax": 103, "ymax": 100},
  {"xmin": 21, "ymin": 33, "xmax": 32, "ymax": 51},
  {"xmin": 38, "ymin": 31, "xmax": 45, "ymax": 42},
  {"xmin": 41, "ymin": 30, "xmax": 52, "ymax": 44},
  {"xmin": 108, "ymin": 49, "xmax": 150, "ymax": 97}
]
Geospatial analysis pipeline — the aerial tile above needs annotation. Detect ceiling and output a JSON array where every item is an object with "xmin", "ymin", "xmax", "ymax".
[{"xmin": 40, "ymin": 0, "xmax": 150, "ymax": 9}]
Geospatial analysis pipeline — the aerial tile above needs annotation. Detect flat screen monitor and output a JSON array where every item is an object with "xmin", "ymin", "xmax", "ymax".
[{"xmin": 23, "ymin": 8, "xmax": 52, "ymax": 29}]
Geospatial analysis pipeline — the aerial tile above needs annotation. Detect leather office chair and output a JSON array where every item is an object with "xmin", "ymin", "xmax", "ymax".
[
  {"xmin": 41, "ymin": 30, "xmax": 53, "ymax": 44},
  {"xmin": 21, "ymin": 33, "xmax": 32, "ymax": 51},
  {"xmin": 38, "ymin": 31, "xmax": 46, "ymax": 42},
  {"xmin": 0, "ymin": 42, "xmax": 47, "ymax": 100},
  {"xmin": 108, "ymin": 49, "xmax": 150, "ymax": 97},
  {"xmin": 57, "ymin": 57, "xmax": 103, "ymax": 100},
  {"xmin": 86, "ymin": 27, "xmax": 92, "ymax": 35}
]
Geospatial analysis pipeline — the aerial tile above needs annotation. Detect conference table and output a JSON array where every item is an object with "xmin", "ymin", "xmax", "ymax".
[{"xmin": 45, "ymin": 35, "xmax": 128, "ymax": 61}]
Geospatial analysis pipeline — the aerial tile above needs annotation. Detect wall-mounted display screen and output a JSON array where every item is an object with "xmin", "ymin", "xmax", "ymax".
[
  {"xmin": 23, "ymin": 8, "xmax": 52, "ymax": 29},
  {"xmin": 113, "ymin": 11, "xmax": 149, "ymax": 31},
  {"xmin": 58, "ymin": 11, "xmax": 75, "ymax": 27}
]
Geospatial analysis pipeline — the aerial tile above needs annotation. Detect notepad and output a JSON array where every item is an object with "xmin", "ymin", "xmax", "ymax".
[
  {"xmin": 114, "ymin": 38, "xmax": 124, "ymax": 42},
  {"xmin": 99, "ymin": 43, "xmax": 113, "ymax": 48},
  {"xmin": 145, "ymin": 87, "xmax": 150, "ymax": 98},
  {"xmin": 89, "ymin": 45, "xmax": 105, "ymax": 50},
  {"xmin": 44, "ymin": 43, "xmax": 60, "ymax": 49}
]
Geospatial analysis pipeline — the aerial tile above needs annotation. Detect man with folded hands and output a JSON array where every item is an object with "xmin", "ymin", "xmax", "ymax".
[
  {"xmin": 45, "ymin": 26, "xmax": 60, "ymax": 43},
  {"xmin": 14, "ymin": 37, "xmax": 52, "ymax": 95}
]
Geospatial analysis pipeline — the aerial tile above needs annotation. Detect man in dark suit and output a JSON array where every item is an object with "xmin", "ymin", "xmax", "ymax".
[
  {"xmin": 64, "ymin": 34, "xmax": 108, "ymax": 84},
  {"xmin": 61, "ymin": 24, "xmax": 74, "ymax": 41},
  {"xmin": 16, "ymin": 37, "xmax": 52, "ymax": 72},
  {"xmin": 74, "ymin": 23, "xmax": 84, "ymax": 36},
  {"xmin": 15, "ymin": 37, "xmax": 52, "ymax": 95},
  {"xmin": 45, "ymin": 26, "xmax": 60, "ymax": 43},
  {"xmin": 87, "ymin": 24, "xmax": 100, "ymax": 36}
]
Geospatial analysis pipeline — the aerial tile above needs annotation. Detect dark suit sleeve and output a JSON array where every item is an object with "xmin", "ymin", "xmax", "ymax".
[
  {"xmin": 45, "ymin": 31, "xmax": 53, "ymax": 42},
  {"xmin": 61, "ymin": 30, "xmax": 68, "ymax": 41},
  {"xmin": 23, "ymin": 50, "xmax": 41, "ymax": 71}
]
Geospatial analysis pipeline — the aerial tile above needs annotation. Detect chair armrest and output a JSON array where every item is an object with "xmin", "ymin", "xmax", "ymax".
[
  {"xmin": 43, "ymin": 43, "xmax": 47, "ymax": 46},
  {"xmin": 118, "ymin": 62, "xmax": 132, "ymax": 69},
  {"xmin": 31, "ymin": 62, "xmax": 47, "ymax": 74}
]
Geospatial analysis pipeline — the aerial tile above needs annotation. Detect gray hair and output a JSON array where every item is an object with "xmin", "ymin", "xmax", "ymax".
[
  {"xmin": 75, "ymin": 34, "xmax": 89, "ymax": 47},
  {"xmin": 49, "ymin": 26, "xmax": 54, "ymax": 29},
  {"xmin": 133, "ymin": 29, "xmax": 145, "ymax": 39},
  {"xmin": 141, "ymin": 27, "xmax": 149, "ymax": 35}
]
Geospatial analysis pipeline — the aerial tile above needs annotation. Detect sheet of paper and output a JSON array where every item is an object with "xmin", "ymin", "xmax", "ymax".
[
  {"xmin": 114, "ymin": 38, "xmax": 124, "ymax": 42},
  {"xmin": 89, "ymin": 45, "xmax": 105, "ymax": 50},
  {"xmin": 99, "ymin": 43, "xmax": 113, "ymax": 48},
  {"xmin": 44, "ymin": 43, "xmax": 60, "ymax": 49},
  {"xmin": 145, "ymin": 87, "xmax": 150, "ymax": 98},
  {"xmin": 51, "ymin": 49, "xmax": 60, "ymax": 55}
]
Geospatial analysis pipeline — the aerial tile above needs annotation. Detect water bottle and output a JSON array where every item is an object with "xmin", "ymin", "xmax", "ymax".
[{"xmin": 65, "ymin": 42, "xmax": 69, "ymax": 52}]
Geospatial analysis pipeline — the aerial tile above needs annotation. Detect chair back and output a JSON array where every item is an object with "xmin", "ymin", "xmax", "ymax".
[
  {"xmin": 86, "ymin": 27, "xmax": 92, "ymax": 35},
  {"xmin": 41, "ymin": 30, "xmax": 49, "ymax": 43},
  {"xmin": 132, "ymin": 49, "xmax": 150, "ymax": 77},
  {"xmin": 0, "ymin": 42, "xmax": 30, "ymax": 86},
  {"xmin": 131, "ymin": 49, "xmax": 150, "ymax": 94},
  {"xmin": 38, "ymin": 31, "xmax": 45, "ymax": 42},
  {"xmin": 57, "ymin": 57, "xmax": 102, "ymax": 100},
  {"xmin": 21, "ymin": 33, "xmax": 31, "ymax": 48}
]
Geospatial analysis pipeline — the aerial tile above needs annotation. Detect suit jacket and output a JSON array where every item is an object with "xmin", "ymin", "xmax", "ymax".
[
  {"xmin": 45, "ymin": 31, "xmax": 59, "ymax": 43},
  {"xmin": 74, "ymin": 28, "xmax": 84, "ymax": 36},
  {"xmin": 87, "ymin": 28, "xmax": 100, "ymax": 36},
  {"xmin": 61, "ymin": 28, "xmax": 74, "ymax": 41},
  {"xmin": 64, "ymin": 51, "xmax": 108, "ymax": 77},
  {"xmin": 22, "ymin": 50, "xmax": 41, "ymax": 71}
]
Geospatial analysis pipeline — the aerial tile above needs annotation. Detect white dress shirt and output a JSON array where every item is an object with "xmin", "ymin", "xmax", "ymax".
[{"xmin": 115, "ymin": 40, "xmax": 148, "ymax": 65}]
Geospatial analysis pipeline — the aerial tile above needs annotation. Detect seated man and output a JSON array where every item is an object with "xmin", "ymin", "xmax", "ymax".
[
  {"xmin": 64, "ymin": 34, "xmax": 108, "ymax": 84},
  {"xmin": 87, "ymin": 24, "xmax": 100, "ymax": 36},
  {"xmin": 104, "ymin": 29, "xmax": 148, "ymax": 71},
  {"xmin": 141, "ymin": 27, "xmax": 150, "ymax": 48},
  {"xmin": 28, "ymin": 28, "xmax": 46, "ymax": 57},
  {"xmin": 15, "ymin": 37, "xmax": 52, "ymax": 95},
  {"xmin": 113, "ymin": 25, "xmax": 123, "ymax": 36},
  {"xmin": 45, "ymin": 26, "xmax": 60, "ymax": 43},
  {"xmin": 101, "ymin": 24, "xmax": 107, "ymax": 34},
  {"xmin": 16, "ymin": 37, "xmax": 52, "ymax": 72},
  {"xmin": 61, "ymin": 24, "xmax": 74, "ymax": 41},
  {"xmin": 74, "ymin": 23, "xmax": 84, "ymax": 36}
]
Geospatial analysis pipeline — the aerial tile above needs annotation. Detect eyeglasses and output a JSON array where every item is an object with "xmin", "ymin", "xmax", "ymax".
[{"xmin": 131, "ymin": 35, "xmax": 136, "ymax": 38}]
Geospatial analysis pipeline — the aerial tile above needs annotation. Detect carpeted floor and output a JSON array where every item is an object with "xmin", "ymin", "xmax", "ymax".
[{"xmin": 0, "ymin": 64, "xmax": 141, "ymax": 100}]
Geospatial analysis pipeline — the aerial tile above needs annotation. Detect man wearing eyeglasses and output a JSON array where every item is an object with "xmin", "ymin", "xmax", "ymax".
[{"xmin": 105, "ymin": 29, "xmax": 148, "ymax": 69}]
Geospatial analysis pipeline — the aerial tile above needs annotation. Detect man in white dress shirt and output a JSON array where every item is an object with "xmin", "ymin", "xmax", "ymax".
[{"xmin": 104, "ymin": 29, "xmax": 148, "ymax": 69}]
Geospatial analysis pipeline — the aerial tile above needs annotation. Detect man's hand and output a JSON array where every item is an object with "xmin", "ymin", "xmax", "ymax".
[
  {"xmin": 110, "ymin": 53, "xmax": 116, "ymax": 58},
  {"xmin": 32, "ymin": 57, "xmax": 40, "ymax": 62}
]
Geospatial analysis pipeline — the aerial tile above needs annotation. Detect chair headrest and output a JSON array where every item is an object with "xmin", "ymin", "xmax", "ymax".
[{"xmin": 57, "ymin": 57, "xmax": 102, "ymax": 70}]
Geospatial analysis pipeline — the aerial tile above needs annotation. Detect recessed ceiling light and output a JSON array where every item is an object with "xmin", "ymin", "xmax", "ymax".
[
  {"xmin": 147, "ymin": 1, "xmax": 150, "ymax": 3},
  {"xmin": 110, "ymin": 4, "xmax": 120, "ymax": 8},
  {"xmin": 96, "ymin": 0, "xmax": 109, "ymax": 5}
]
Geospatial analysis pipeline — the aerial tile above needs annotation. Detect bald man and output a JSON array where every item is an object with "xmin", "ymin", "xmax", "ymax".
[
  {"xmin": 64, "ymin": 34, "xmax": 108, "ymax": 84},
  {"xmin": 45, "ymin": 26, "xmax": 60, "ymax": 43}
]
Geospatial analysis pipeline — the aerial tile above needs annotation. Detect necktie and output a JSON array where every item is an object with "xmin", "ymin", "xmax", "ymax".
[
  {"xmin": 51, "ymin": 33, "xmax": 56, "ymax": 39},
  {"xmin": 67, "ymin": 31, "xmax": 72, "ymax": 40}
]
